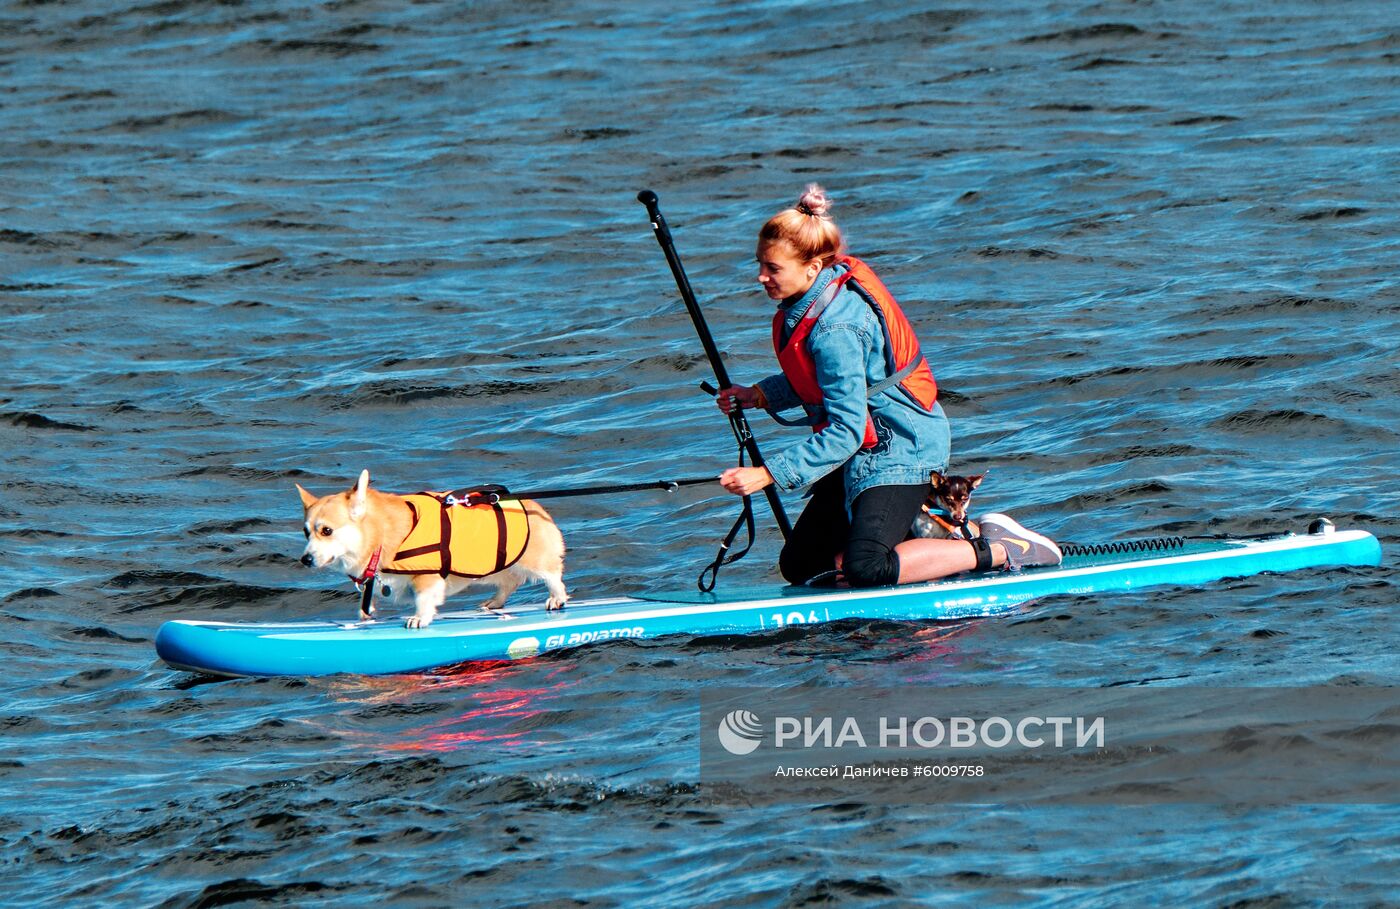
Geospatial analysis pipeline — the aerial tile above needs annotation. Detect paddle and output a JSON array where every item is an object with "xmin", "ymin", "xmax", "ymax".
[{"xmin": 636, "ymin": 189, "xmax": 792, "ymax": 540}]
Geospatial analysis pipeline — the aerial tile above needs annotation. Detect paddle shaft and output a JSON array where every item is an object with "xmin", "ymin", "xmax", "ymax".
[{"xmin": 636, "ymin": 190, "xmax": 792, "ymax": 539}]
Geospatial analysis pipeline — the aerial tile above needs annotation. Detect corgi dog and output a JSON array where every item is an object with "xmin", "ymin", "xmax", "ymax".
[
  {"xmin": 911, "ymin": 470, "xmax": 985, "ymax": 541},
  {"xmin": 296, "ymin": 470, "xmax": 567, "ymax": 628}
]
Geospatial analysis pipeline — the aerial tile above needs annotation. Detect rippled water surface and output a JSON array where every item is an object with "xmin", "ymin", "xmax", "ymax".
[{"xmin": 3, "ymin": 0, "xmax": 1398, "ymax": 905}]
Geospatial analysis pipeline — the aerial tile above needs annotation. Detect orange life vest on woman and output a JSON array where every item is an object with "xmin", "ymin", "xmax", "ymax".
[
  {"xmin": 383, "ymin": 493, "xmax": 531, "ymax": 579},
  {"xmin": 771, "ymin": 256, "xmax": 938, "ymax": 449}
]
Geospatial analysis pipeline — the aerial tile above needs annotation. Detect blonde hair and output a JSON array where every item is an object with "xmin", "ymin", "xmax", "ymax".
[{"xmin": 758, "ymin": 184, "xmax": 845, "ymax": 265}]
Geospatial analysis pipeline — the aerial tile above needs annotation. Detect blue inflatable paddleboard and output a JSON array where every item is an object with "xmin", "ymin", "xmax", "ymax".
[{"xmin": 155, "ymin": 526, "xmax": 1381, "ymax": 678}]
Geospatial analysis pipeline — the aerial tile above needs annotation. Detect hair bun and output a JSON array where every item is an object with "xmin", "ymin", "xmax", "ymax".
[{"xmin": 795, "ymin": 184, "xmax": 831, "ymax": 219}]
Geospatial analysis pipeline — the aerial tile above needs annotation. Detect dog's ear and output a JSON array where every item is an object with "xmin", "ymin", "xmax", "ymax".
[
  {"xmin": 969, "ymin": 473, "xmax": 985, "ymax": 490},
  {"xmin": 929, "ymin": 470, "xmax": 944, "ymax": 485},
  {"xmin": 349, "ymin": 469, "xmax": 370, "ymax": 520},
  {"xmin": 296, "ymin": 483, "xmax": 317, "ymax": 509}
]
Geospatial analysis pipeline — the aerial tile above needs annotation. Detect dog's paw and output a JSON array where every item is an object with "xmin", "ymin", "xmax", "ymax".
[
  {"xmin": 404, "ymin": 614, "xmax": 434, "ymax": 629},
  {"xmin": 546, "ymin": 596, "xmax": 567, "ymax": 611}
]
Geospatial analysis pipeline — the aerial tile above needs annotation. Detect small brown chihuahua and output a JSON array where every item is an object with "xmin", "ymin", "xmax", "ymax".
[{"xmin": 911, "ymin": 470, "xmax": 985, "ymax": 541}]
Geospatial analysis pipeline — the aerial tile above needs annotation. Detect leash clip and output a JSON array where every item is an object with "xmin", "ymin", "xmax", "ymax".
[{"xmin": 444, "ymin": 484, "xmax": 509, "ymax": 507}]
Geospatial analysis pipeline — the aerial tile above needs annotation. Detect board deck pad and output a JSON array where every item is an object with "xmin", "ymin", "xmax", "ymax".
[{"xmin": 154, "ymin": 528, "xmax": 1382, "ymax": 678}]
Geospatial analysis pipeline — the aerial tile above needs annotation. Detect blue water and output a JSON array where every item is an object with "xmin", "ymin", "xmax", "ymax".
[{"xmin": 2, "ymin": 0, "xmax": 1397, "ymax": 905}]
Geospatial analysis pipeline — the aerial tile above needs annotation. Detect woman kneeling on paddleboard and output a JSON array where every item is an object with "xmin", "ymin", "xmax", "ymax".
[{"xmin": 717, "ymin": 185, "xmax": 1061, "ymax": 586}]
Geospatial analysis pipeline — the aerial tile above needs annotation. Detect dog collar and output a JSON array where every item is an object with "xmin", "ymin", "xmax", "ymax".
[
  {"xmin": 928, "ymin": 510, "xmax": 973, "ymax": 539},
  {"xmin": 350, "ymin": 547, "xmax": 382, "ymax": 589}
]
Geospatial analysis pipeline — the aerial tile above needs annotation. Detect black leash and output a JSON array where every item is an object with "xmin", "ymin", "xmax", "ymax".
[
  {"xmin": 445, "ymin": 466, "xmax": 751, "ymax": 594},
  {"xmin": 444, "ymin": 476, "xmax": 717, "ymax": 506}
]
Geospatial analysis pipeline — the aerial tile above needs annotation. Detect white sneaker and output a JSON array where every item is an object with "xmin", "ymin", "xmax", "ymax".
[{"xmin": 978, "ymin": 513, "xmax": 1062, "ymax": 570}]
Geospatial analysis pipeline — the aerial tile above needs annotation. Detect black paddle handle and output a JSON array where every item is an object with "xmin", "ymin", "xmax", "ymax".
[{"xmin": 637, "ymin": 190, "xmax": 792, "ymax": 539}]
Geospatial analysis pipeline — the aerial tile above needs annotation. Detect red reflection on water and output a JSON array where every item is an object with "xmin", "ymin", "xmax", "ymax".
[
  {"xmin": 336, "ymin": 659, "xmax": 580, "ymax": 754},
  {"xmin": 895, "ymin": 620, "xmax": 983, "ymax": 680},
  {"xmin": 900, "ymin": 602, "xmax": 1040, "ymax": 678},
  {"xmin": 910, "ymin": 621, "xmax": 977, "ymax": 653}
]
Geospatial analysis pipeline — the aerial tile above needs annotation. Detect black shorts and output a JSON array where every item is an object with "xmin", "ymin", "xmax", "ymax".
[{"xmin": 777, "ymin": 469, "xmax": 927, "ymax": 588}]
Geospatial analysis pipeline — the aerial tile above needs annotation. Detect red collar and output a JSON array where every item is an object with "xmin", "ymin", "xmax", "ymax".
[{"xmin": 349, "ymin": 547, "xmax": 382, "ymax": 588}]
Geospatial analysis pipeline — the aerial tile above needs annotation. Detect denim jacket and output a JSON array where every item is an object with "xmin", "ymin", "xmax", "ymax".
[{"xmin": 756, "ymin": 264, "xmax": 951, "ymax": 507}]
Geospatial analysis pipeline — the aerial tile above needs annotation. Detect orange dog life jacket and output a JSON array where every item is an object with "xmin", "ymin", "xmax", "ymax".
[
  {"xmin": 772, "ymin": 255, "xmax": 938, "ymax": 449},
  {"xmin": 383, "ymin": 493, "xmax": 531, "ymax": 579}
]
